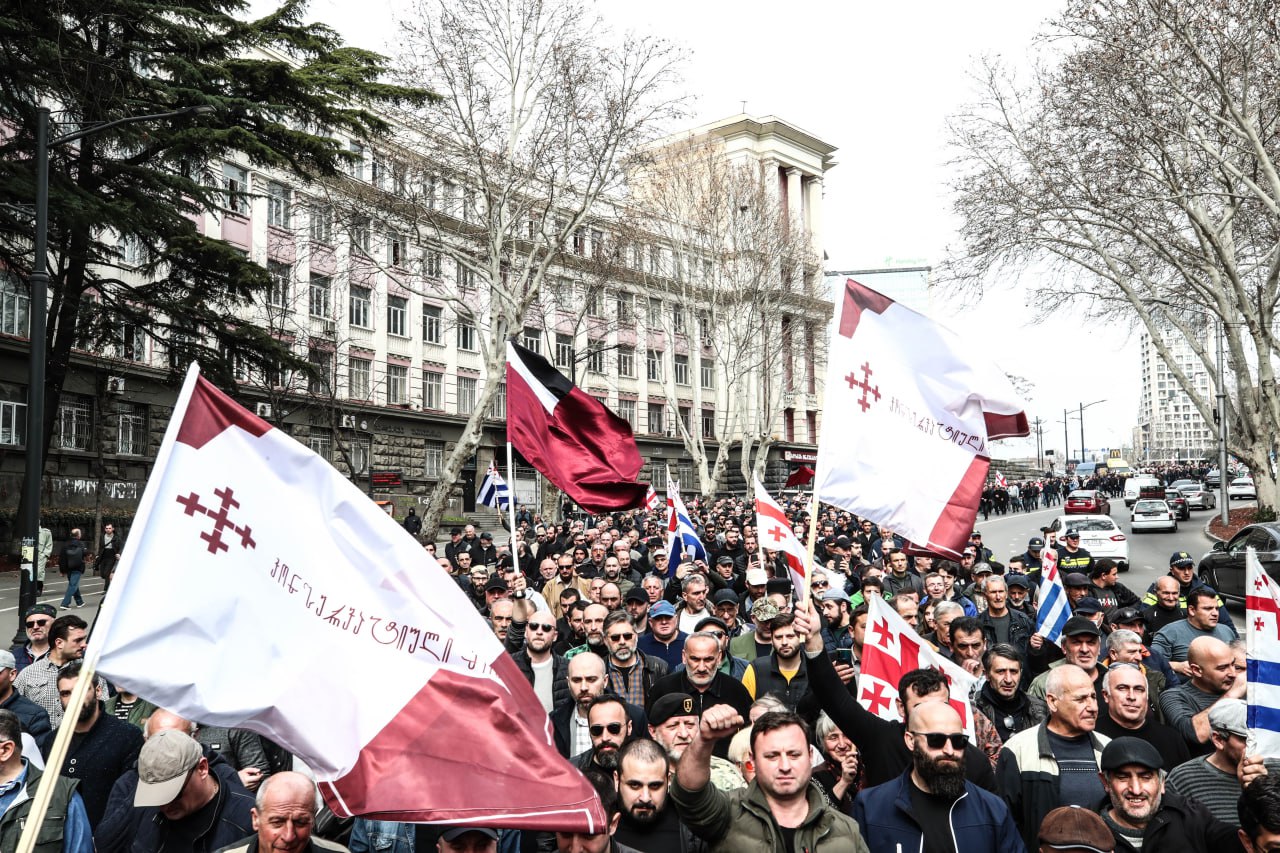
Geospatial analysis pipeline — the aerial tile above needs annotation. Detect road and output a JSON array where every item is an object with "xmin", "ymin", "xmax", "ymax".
[
  {"xmin": 973, "ymin": 496, "xmax": 1249, "ymax": 621},
  {"xmin": 0, "ymin": 570, "xmax": 107, "ymax": 641}
]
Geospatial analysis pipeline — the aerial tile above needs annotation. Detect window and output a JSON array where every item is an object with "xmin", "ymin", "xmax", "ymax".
[
  {"xmin": 462, "ymin": 186, "xmax": 477, "ymax": 221},
  {"xmin": 309, "ymin": 205, "xmax": 333, "ymax": 245},
  {"xmin": 308, "ymin": 427, "xmax": 332, "ymax": 461},
  {"xmin": 522, "ymin": 327, "xmax": 542, "ymax": 355},
  {"xmin": 388, "ymin": 232, "xmax": 407, "ymax": 267},
  {"xmin": 616, "ymin": 292, "xmax": 634, "ymax": 324},
  {"xmin": 426, "ymin": 175, "xmax": 438, "ymax": 210},
  {"xmin": 618, "ymin": 346, "xmax": 635, "ymax": 379},
  {"xmin": 647, "ymin": 402, "xmax": 664, "ymax": 434},
  {"xmin": 56, "ymin": 394, "xmax": 92, "ymax": 451},
  {"xmin": 422, "ymin": 370, "xmax": 443, "ymax": 410},
  {"xmin": 308, "ymin": 348, "xmax": 333, "ymax": 395},
  {"xmin": 424, "ymin": 440, "xmax": 444, "ymax": 478},
  {"xmin": 0, "ymin": 392, "xmax": 26, "ymax": 446},
  {"xmin": 422, "ymin": 304, "xmax": 442, "ymax": 344},
  {"xmin": 442, "ymin": 180, "xmax": 457, "ymax": 216},
  {"xmin": 647, "ymin": 297, "xmax": 663, "ymax": 327},
  {"xmin": 118, "ymin": 404, "xmax": 147, "ymax": 455},
  {"xmin": 591, "ymin": 229, "xmax": 604, "ymax": 259},
  {"xmin": 119, "ymin": 323, "xmax": 146, "ymax": 362},
  {"xmin": 349, "ymin": 357, "xmax": 372, "ymax": 398},
  {"xmin": 387, "ymin": 296, "xmax": 408, "ymax": 337},
  {"xmin": 350, "ymin": 217, "xmax": 371, "ymax": 254},
  {"xmin": 672, "ymin": 305, "xmax": 686, "ymax": 334},
  {"xmin": 424, "ymin": 251, "xmax": 442, "ymax": 278},
  {"xmin": 493, "ymin": 382, "xmax": 506, "ymax": 418},
  {"xmin": 457, "ymin": 261, "xmax": 476, "ymax": 290},
  {"xmin": 349, "ymin": 286, "xmax": 371, "ymax": 328},
  {"xmin": 586, "ymin": 342, "xmax": 605, "ymax": 374},
  {"xmin": 0, "ymin": 275, "xmax": 30, "ymax": 336},
  {"xmin": 266, "ymin": 181, "xmax": 290, "ymax": 228},
  {"xmin": 585, "ymin": 287, "xmax": 603, "ymax": 317},
  {"xmin": 646, "ymin": 349, "xmax": 663, "ymax": 381},
  {"xmin": 678, "ymin": 405, "xmax": 692, "ymax": 434},
  {"xmin": 309, "ymin": 275, "xmax": 332, "ymax": 318},
  {"xmin": 457, "ymin": 318, "xmax": 477, "ymax": 351},
  {"xmin": 552, "ymin": 276, "xmax": 573, "ymax": 307},
  {"xmin": 673, "ymin": 354, "xmax": 690, "ymax": 385},
  {"xmin": 386, "ymin": 364, "xmax": 408, "ymax": 405},
  {"xmin": 701, "ymin": 358, "xmax": 714, "ymax": 389},
  {"xmin": 617, "ymin": 399, "xmax": 636, "ymax": 430},
  {"xmin": 573, "ymin": 228, "xmax": 586, "ymax": 255},
  {"xmin": 351, "ymin": 438, "xmax": 370, "ymax": 475},
  {"xmin": 121, "ymin": 235, "xmax": 147, "ymax": 267},
  {"xmin": 701, "ymin": 408, "xmax": 716, "ymax": 439},
  {"xmin": 222, "ymin": 163, "xmax": 248, "ymax": 214},
  {"xmin": 347, "ymin": 141, "xmax": 365, "ymax": 180},
  {"xmin": 457, "ymin": 376, "xmax": 477, "ymax": 414},
  {"xmin": 267, "ymin": 261, "xmax": 291, "ymax": 308},
  {"xmin": 555, "ymin": 334, "xmax": 574, "ymax": 369}
]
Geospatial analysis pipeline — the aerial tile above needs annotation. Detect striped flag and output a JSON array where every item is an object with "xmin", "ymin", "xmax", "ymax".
[
  {"xmin": 1246, "ymin": 548, "xmax": 1280, "ymax": 756},
  {"xmin": 477, "ymin": 461, "xmax": 511, "ymax": 511},
  {"xmin": 995, "ymin": 471, "xmax": 1008, "ymax": 488},
  {"xmin": 1035, "ymin": 548, "xmax": 1071, "ymax": 645},
  {"xmin": 753, "ymin": 477, "xmax": 808, "ymax": 603},
  {"xmin": 643, "ymin": 484, "xmax": 662, "ymax": 513},
  {"xmin": 666, "ymin": 476, "xmax": 706, "ymax": 577}
]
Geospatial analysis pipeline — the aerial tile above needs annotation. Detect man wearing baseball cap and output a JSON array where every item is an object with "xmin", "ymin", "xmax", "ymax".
[
  {"xmin": 1020, "ymin": 538, "xmax": 1047, "ymax": 582},
  {"xmin": 1095, "ymin": 736, "xmax": 1237, "ymax": 853},
  {"xmin": 131, "ymin": 729, "xmax": 254, "ymax": 851},
  {"xmin": 1140, "ymin": 553, "xmax": 1236, "ymax": 634},
  {"xmin": 1056, "ymin": 530, "xmax": 1094, "ymax": 576},
  {"xmin": 1165, "ymin": 699, "xmax": 1277, "ymax": 828},
  {"xmin": 636, "ymin": 601, "xmax": 686, "ymax": 670},
  {"xmin": 11, "ymin": 603, "xmax": 56, "ymax": 672}
]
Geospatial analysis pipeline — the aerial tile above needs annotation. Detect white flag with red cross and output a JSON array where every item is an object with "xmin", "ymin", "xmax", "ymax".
[
  {"xmin": 753, "ymin": 477, "xmax": 808, "ymax": 602},
  {"xmin": 814, "ymin": 279, "xmax": 1029, "ymax": 560},
  {"xmin": 859, "ymin": 594, "xmax": 977, "ymax": 738}
]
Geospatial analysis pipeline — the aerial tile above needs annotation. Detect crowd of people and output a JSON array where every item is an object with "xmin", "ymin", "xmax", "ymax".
[{"xmin": 2, "ymin": 495, "xmax": 1276, "ymax": 853}]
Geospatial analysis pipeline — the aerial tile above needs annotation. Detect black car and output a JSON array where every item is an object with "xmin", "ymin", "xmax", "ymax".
[
  {"xmin": 1164, "ymin": 490, "xmax": 1191, "ymax": 521},
  {"xmin": 1198, "ymin": 522, "xmax": 1280, "ymax": 601}
]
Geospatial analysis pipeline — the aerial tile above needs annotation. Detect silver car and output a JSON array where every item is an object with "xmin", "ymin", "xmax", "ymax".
[{"xmin": 1177, "ymin": 484, "xmax": 1218, "ymax": 510}]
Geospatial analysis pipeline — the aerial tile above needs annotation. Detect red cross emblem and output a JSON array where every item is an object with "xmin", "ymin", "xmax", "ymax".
[
  {"xmin": 845, "ymin": 361, "xmax": 881, "ymax": 413},
  {"xmin": 871, "ymin": 617, "xmax": 896, "ymax": 650},
  {"xmin": 765, "ymin": 524, "xmax": 787, "ymax": 544},
  {"xmin": 176, "ymin": 486, "xmax": 257, "ymax": 555},
  {"xmin": 861, "ymin": 681, "xmax": 894, "ymax": 715}
]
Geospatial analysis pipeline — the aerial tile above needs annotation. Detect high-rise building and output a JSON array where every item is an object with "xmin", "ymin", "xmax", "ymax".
[{"xmin": 1133, "ymin": 326, "xmax": 1217, "ymax": 463}]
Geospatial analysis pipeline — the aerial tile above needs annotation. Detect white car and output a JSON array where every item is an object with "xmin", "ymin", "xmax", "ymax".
[
  {"xmin": 1131, "ymin": 499, "xmax": 1178, "ymax": 533},
  {"xmin": 1045, "ymin": 514, "xmax": 1130, "ymax": 570},
  {"xmin": 1177, "ymin": 484, "xmax": 1218, "ymax": 510},
  {"xmin": 1228, "ymin": 477, "xmax": 1256, "ymax": 500}
]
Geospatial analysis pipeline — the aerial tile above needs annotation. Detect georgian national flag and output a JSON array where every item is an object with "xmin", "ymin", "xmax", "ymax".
[
  {"xmin": 92, "ymin": 366, "xmax": 606, "ymax": 832},
  {"xmin": 643, "ymin": 484, "xmax": 662, "ymax": 513},
  {"xmin": 477, "ymin": 461, "xmax": 511, "ymax": 511},
  {"xmin": 753, "ymin": 477, "xmax": 808, "ymax": 602},
  {"xmin": 666, "ymin": 476, "xmax": 706, "ymax": 577},
  {"xmin": 1036, "ymin": 548, "xmax": 1071, "ymax": 646},
  {"xmin": 506, "ymin": 340, "xmax": 647, "ymax": 512},
  {"xmin": 814, "ymin": 279, "xmax": 1029, "ymax": 560},
  {"xmin": 1246, "ymin": 548, "xmax": 1280, "ymax": 756},
  {"xmin": 860, "ymin": 594, "xmax": 977, "ymax": 738},
  {"xmin": 995, "ymin": 471, "xmax": 1008, "ymax": 489}
]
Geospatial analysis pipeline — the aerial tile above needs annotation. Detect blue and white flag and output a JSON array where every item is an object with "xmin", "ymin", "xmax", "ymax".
[
  {"xmin": 1246, "ymin": 548, "xmax": 1280, "ymax": 756},
  {"xmin": 478, "ymin": 461, "xmax": 511, "ymax": 511},
  {"xmin": 666, "ymin": 476, "xmax": 705, "ymax": 578},
  {"xmin": 1035, "ymin": 548, "xmax": 1071, "ymax": 646}
]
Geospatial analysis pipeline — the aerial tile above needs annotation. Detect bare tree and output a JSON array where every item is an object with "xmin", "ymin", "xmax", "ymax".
[
  {"xmin": 626, "ymin": 136, "xmax": 820, "ymax": 496},
  {"xmin": 946, "ymin": 0, "xmax": 1280, "ymax": 511}
]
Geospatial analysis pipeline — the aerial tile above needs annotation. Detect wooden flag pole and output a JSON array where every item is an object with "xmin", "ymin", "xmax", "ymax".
[
  {"xmin": 803, "ymin": 490, "xmax": 820, "ymax": 606},
  {"xmin": 506, "ymin": 442, "xmax": 521, "ymax": 576}
]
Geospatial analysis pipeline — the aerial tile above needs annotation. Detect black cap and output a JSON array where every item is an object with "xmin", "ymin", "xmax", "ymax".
[
  {"xmin": 694, "ymin": 616, "xmax": 728, "ymax": 634},
  {"xmin": 450, "ymin": 527, "xmax": 463, "ymax": 536},
  {"xmin": 712, "ymin": 589, "xmax": 740, "ymax": 607},
  {"xmin": 716, "ymin": 555, "xmax": 735, "ymax": 566},
  {"xmin": 24, "ymin": 604, "xmax": 56, "ymax": 620},
  {"xmin": 1063, "ymin": 572, "xmax": 1091, "ymax": 587},
  {"xmin": 1064, "ymin": 529, "xmax": 1081, "ymax": 538},
  {"xmin": 480, "ymin": 531, "xmax": 493, "ymax": 541},
  {"xmin": 440, "ymin": 828, "xmax": 500, "ymax": 842},
  {"xmin": 484, "ymin": 577, "xmax": 508, "ymax": 593},
  {"xmin": 624, "ymin": 587, "xmax": 649, "ymax": 604},
  {"xmin": 1100, "ymin": 736, "xmax": 1163, "ymax": 771},
  {"xmin": 1170, "ymin": 551, "xmax": 1194, "ymax": 567},
  {"xmin": 1061, "ymin": 616, "xmax": 1102, "ymax": 638},
  {"xmin": 1073, "ymin": 597, "xmax": 1104, "ymax": 615},
  {"xmin": 765, "ymin": 578, "xmax": 792, "ymax": 597},
  {"xmin": 1005, "ymin": 573, "xmax": 1031, "ymax": 590},
  {"xmin": 1028, "ymin": 537, "xmax": 1045, "ymax": 549},
  {"xmin": 1109, "ymin": 606, "xmax": 1144, "ymax": 625},
  {"xmin": 649, "ymin": 693, "xmax": 699, "ymax": 726},
  {"xmin": 834, "ymin": 535, "xmax": 852, "ymax": 548}
]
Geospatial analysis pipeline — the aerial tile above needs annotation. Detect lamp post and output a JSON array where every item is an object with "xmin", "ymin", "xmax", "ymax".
[
  {"xmin": 1077, "ymin": 399, "xmax": 1107, "ymax": 464},
  {"xmin": 1216, "ymin": 320, "xmax": 1229, "ymax": 525},
  {"xmin": 16, "ymin": 104, "xmax": 212, "ymax": 643}
]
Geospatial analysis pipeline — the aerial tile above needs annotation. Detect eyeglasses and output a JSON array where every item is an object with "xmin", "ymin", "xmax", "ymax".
[
  {"xmin": 528, "ymin": 623, "xmax": 556, "ymax": 632},
  {"xmin": 589, "ymin": 722, "xmax": 624, "ymax": 737},
  {"xmin": 912, "ymin": 731, "xmax": 969, "ymax": 750},
  {"xmin": 703, "ymin": 630, "xmax": 726, "ymax": 638},
  {"xmin": 607, "ymin": 632, "xmax": 635, "ymax": 642},
  {"xmin": 812, "ymin": 581, "xmax": 829, "ymax": 589},
  {"xmin": 24, "ymin": 619, "xmax": 49, "ymax": 628}
]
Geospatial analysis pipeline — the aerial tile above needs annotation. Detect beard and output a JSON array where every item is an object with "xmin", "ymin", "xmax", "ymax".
[
  {"xmin": 913, "ymin": 743, "xmax": 967, "ymax": 801},
  {"xmin": 77, "ymin": 699, "xmax": 97, "ymax": 726},
  {"xmin": 625, "ymin": 801, "xmax": 661, "ymax": 825},
  {"xmin": 594, "ymin": 745, "xmax": 620, "ymax": 770}
]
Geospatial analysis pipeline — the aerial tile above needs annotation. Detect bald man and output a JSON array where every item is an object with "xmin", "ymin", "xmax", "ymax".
[
  {"xmin": 854, "ymin": 701, "xmax": 1020, "ymax": 853},
  {"xmin": 218, "ymin": 771, "xmax": 347, "ymax": 853},
  {"xmin": 1158, "ymin": 636, "xmax": 1246, "ymax": 755}
]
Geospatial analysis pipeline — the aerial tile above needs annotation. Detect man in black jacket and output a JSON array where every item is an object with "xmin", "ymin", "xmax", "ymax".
[
  {"xmin": 505, "ymin": 602, "xmax": 569, "ymax": 713},
  {"xmin": 57, "ymin": 662, "xmax": 145, "ymax": 828},
  {"xmin": 59, "ymin": 528, "xmax": 87, "ymax": 609},
  {"xmin": 1094, "ymin": 737, "xmax": 1238, "ymax": 853}
]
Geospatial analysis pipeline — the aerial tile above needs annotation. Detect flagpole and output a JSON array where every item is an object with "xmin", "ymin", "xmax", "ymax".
[
  {"xmin": 802, "ymin": 490, "xmax": 819, "ymax": 607},
  {"xmin": 506, "ymin": 442, "xmax": 520, "ymax": 576}
]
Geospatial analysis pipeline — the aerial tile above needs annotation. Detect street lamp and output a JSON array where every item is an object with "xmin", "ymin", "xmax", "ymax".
[
  {"xmin": 1077, "ymin": 399, "xmax": 1107, "ymax": 464},
  {"xmin": 16, "ymin": 104, "xmax": 213, "ymax": 642}
]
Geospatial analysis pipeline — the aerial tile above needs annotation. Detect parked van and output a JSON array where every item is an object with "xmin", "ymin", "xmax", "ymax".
[
  {"xmin": 1124, "ymin": 476, "xmax": 1163, "ymax": 508},
  {"xmin": 1076, "ymin": 462, "xmax": 1099, "ymax": 479}
]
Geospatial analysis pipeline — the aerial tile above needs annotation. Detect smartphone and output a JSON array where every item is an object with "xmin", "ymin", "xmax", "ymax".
[{"xmin": 832, "ymin": 648, "xmax": 853, "ymax": 666}]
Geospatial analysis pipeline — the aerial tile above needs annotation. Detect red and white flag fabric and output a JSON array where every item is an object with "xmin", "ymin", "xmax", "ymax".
[
  {"xmin": 92, "ymin": 366, "xmax": 606, "ymax": 832},
  {"xmin": 815, "ymin": 279, "xmax": 1029, "ymax": 560},
  {"xmin": 643, "ymin": 484, "xmax": 662, "ymax": 513},
  {"xmin": 507, "ymin": 340, "xmax": 647, "ymax": 512},
  {"xmin": 1245, "ymin": 548, "xmax": 1280, "ymax": 756},
  {"xmin": 858, "ymin": 594, "xmax": 977, "ymax": 738},
  {"xmin": 995, "ymin": 471, "xmax": 1008, "ymax": 489},
  {"xmin": 753, "ymin": 477, "xmax": 808, "ymax": 602}
]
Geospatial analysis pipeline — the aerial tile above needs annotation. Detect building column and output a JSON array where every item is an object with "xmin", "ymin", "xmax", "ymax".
[
  {"xmin": 785, "ymin": 168, "xmax": 803, "ymax": 232},
  {"xmin": 805, "ymin": 176, "xmax": 823, "ymax": 254}
]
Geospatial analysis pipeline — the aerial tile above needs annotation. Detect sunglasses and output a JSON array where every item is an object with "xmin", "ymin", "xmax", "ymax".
[
  {"xmin": 589, "ymin": 722, "xmax": 624, "ymax": 737},
  {"xmin": 528, "ymin": 623, "xmax": 555, "ymax": 632},
  {"xmin": 25, "ymin": 619, "xmax": 50, "ymax": 628},
  {"xmin": 912, "ymin": 731, "xmax": 969, "ymax": 750},
  {"xmin": 812, "ymin": 581, "xmax": 829, "ymax": 588},
  {"xmin": 607, "ymin": 632, "xmax": 635, "ymax": 642}
]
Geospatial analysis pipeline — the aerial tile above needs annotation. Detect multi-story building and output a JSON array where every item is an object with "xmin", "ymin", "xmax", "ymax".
[
  {"xmin": 1133, "ymin": 326, "xmax": 1218, "ymax": 463},
  {"xmin": 0, "ymin": 110, "xmax": 835, "ymax": 531}
]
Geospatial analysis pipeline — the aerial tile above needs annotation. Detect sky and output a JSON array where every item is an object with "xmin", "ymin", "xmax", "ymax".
[{"xmin": 257, "ymin": 0, "xmax": 1143, "ymax": 462}]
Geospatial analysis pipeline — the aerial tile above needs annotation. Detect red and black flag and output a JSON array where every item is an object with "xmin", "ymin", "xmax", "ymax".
[{"xmin": 506, "ymin": 340, "xmax": 647, "ymax": 512}]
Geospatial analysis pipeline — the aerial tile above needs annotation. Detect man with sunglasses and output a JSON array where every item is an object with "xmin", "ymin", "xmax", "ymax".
[
  {"xmin": 853, "ymin": 701, "xmax": 1020, "ymax": 853},
  {"xmin": 11, "ymin": 603, "xmax": 57, "ymax": 672},
  {"xmin": 571, "ymin": 695, "xmax": 633, "ymax": 773},
  {"xmin": 603, "ymin": 612, "xmax": 669, "ymax": 709},
  {"xmin": 504, "ymin": 597, "xmax": 568, "ymax": 714}
]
